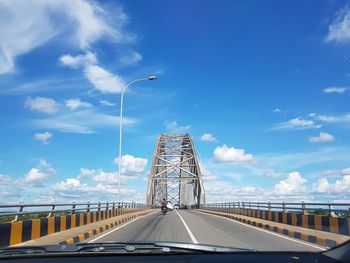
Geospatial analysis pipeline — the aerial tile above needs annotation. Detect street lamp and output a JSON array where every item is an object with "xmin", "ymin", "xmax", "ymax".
[{"xmin": 117, "ymin": 76, "xmax": 157, "ymax": 203}]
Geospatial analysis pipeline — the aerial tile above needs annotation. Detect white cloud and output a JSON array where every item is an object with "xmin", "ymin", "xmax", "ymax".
[
  {"xmin": 0, "ymin": 0, "xmax": 130, "ymax": 74},
  {"xmin": 24, "ymin": 160, "xmax": 55, "ymax": 187},
  {"xmin": 313, "ymin": 115, "xmax": 340, "ymax": 123},
  {"xmin": 100, "ymin": 100, "xmax": 116, "ymax": 106},
  {"xmin": 341, "ymin": 167, "xmax": 350, "ymax": 175},
  {"xmin": 120, "ymin": 50, "xmax": 142, "ymax": 65},
  {"xmin": 65, "ymin": 98, "xmax": 92, "ymax": 110},
  {"xmin": 77, "ymin": 168, "xmax": 137, "ymax": 185},
  {"xmin": 52, "ymin": 155, "xmax": 147, "ymax": 202},
  {"xmin": 52, "ymin": 178, "xmax": 89, "ymax": 195},
  {"xmin": 50, "ymin": 4, "xmax": 137, "ymax": 94},
  {"xmin": 34, "ymin": 132, "xmax": 53, "ymax": 144},
  {"xmin": 222, "ymin": 172, "xmax": 243, "ymax": 181},
  {"xmin": 334, "ymin": 175, "xmax": 350, "ymax": 192},
  {"xmin": 0, "ymin": 1, "xmax": 56, "ymax": 74},
  {"xmin": 313, "ymin": 175, "xmax": 350, "ymax": 193},
  {"xmin": 213, "ymin": 145, "xmax": 254, "ymax": 164},
  {"xmin": 309, "ymin": 132, "xmax": 335, "ymax": 143},
  {"xmin": 0, "ymin": 174, "xmax": 24, "ymax": 202},
  {"xmin": 0, "ymin": 174, "xmax": 13, "ymax": 185},
  {"xmin": 202, "ymin": 174, "xmax": 220, "ymax": 181},
  {"xmin": 91, "ymin": 171, "xmax": 117, "ymax": 184},
  {"xmin": 323, "ymin": 87, "xmax": 349, "ymax": 93},
  {"xmin": 199, "ymin": 162, "xmax": 219, "ymax": 181},
  {"xmin": 289, "ymin": 118, "xmax": 316, "ymax": 128},
  {"xmin": 164, "ymin": 121, "xmax": 191, "ymax": 133},
  {"xmin": 59, "ymin": 52, "xmax": 97, "ymax": 68},
  {"xmin": 91, "ymin": 171, "xmax": 138, "ymax": 185},
  {"xmin": 0, "ymin": 77, "xmax": 85, "ymax": 96},
  {"xmin": 114, "ymin": 155, "xmax": 148, "ymax": 175},
  {"xmin": 274, "ymin": 171, "xmax": 308, "ymax": 195},
  {"xmin": 77, "ymin": 168, "xmax": 97, "ymax": 179},
  {"xmin": 271, "ymin": 118, "xmax": 321, "ymax": 131},
  {"xmin": 313, "ymin": 178, "xmax": 331, "ymax": 193},
  {"xmin": 265, "ymin": 168, "xmax": 282, "ymax": 178},
  {"xmin": 84, "ymin": 64, "xmax": 125, "ymax": 94},
  {"xmin": 60, "ymin": 52, "xmax": 126, "ymax": 94},
  {"xmin": 256, "ymin": 147, "xmax": 350, "ymax": 171},
  {"xmin": 77, "ymin": 155, "xmax": 147, "ymax": 186},
  {"xmin": 316, "ymin": 167, "xmax": 350, "ymax": 178},
  {"xmin": 204, "ymin": 180, "xmax": 265, "ymax": 202},
  {"xmin": 25, "ymin": 97, "xmax": 60, "ymax": 114},
  {"xmin": 29, "ymin": 109, "xmax": 135, "ymax": 134},
  {"xmin": 310, "ymin": 113, "xmax": 350, "ymax": 123},
  {"xmin": 52, "ymin": 177, "xmax": 143, "ymax": 202},
  {"xmin": 326, "ymin": 6, "xmax": 350, "ymax": 44},
  {"xmin": 200, "ymin": 133, "xmax": 217, "ymax": 142},
  {"xmin": 273, "ymin": 108, "xmax": 281, "ymax": 113},
  {"xmin": 63, "ymin": 178, "xmax": 82, "ymax": 188},
  {"xmin": 308, "ymin": 113, "xmax": 316, "ymax": 118},
  {"xmin": 320, "ymin": 169, "xmax": 339, "ymax": 177}
]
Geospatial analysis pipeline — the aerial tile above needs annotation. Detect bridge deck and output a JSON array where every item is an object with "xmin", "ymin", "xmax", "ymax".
[{"xmin": 84, "ymin": 209, "xmax": 325, "ymax": 252}]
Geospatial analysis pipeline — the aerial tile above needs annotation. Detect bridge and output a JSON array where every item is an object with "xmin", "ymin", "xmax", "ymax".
[
  {"xmin": 0, "ymin": 134, "xmax": 349, "ymax": 251},
  {"xmin": 147, "ymin": 133, "xmax": 205, "ymax": 208}
]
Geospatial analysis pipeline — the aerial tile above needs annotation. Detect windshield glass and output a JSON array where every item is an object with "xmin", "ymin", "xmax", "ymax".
[{"xmin": 0, "ymin": 0, "xmax": 349, "ymax": 255}]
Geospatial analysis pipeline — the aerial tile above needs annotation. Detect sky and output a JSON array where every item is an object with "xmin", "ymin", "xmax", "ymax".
[{"xmin": 0, "ymin": 0, "xmax": 350, "ymax": 204}]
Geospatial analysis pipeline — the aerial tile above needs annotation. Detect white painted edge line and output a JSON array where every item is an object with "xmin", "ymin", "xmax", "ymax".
[
  {"xmin": 88, "ymin": 210, "xmax": 158, "ymax": 243},
  {"xmin": 195, "ymin": 210, "xmax": 326, "ymax": 251},
  {"xmin": 175, "ymin": 209, "xmax": 198, "ymax": 244}
]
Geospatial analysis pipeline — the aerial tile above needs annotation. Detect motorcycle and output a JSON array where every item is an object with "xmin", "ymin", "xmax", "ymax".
[{"xmin": 161, "ymin": 206, "xmax": 167, "ymax": 215}]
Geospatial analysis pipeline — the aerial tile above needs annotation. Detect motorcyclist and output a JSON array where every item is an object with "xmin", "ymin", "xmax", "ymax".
[{"xmin": 161, "ymin": 198, "xmax": 167, "ymax": 211}]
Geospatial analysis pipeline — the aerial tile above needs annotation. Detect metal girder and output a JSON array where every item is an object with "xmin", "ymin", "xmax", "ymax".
[{"xmin": 146, "ymin": 133, "xmax": 205, "ymax": 208}]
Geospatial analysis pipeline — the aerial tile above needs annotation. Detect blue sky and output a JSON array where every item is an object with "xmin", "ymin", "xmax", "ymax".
[{"xmin": 0, "ymin": 0, "xmax": 350, "ymax": 204}]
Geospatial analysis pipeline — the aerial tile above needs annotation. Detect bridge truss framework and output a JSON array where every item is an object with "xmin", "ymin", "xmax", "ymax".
[{"xmin": 147, "ymin": 134, "xmax": 205, "ymax": 208}]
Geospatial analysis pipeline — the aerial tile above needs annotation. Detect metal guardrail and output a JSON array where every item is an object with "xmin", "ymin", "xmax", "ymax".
[
  {"xmin": 0, "ymin": 202, "xmax": 148, "ymax": 221},
  {"xmin": 204, "ymin": 202, "xmax": 350, "ymax": 216}
]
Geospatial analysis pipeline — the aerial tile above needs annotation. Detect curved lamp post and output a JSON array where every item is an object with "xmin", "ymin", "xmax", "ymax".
[{"xmin": 117, "ymin": 76, "xmax": 157, "ymax": 203}]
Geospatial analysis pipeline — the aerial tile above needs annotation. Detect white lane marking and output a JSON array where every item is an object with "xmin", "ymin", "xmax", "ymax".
[
  {"xmin": 195, "ymin": 210, "xmax": 326, "ymax": 251},
  {"xmin": 88, "ymin": 210, "xmax": 158, "ymax": 243},
  {"xmin": 175, "ymin": 209, "xmax": 198, "ymax": 244}
]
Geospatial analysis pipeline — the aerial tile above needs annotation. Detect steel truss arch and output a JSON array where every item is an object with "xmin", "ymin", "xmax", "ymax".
[{"xmin": 147, "ymin": 134, "xmax": 205, "ymax": 208}]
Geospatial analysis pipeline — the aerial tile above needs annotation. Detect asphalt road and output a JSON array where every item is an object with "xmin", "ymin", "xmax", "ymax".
[{"xmin": 84, "ymin": 209, "xmax": 324, "ymax": 252}]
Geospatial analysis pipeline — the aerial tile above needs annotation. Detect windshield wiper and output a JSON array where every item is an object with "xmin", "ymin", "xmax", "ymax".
[
  {"xmin": 0, "ymin": 245, "xmax": 75, "ymax": 256},
  {"xmin": 0, "ymin": 247, "xmax": 48, "ymax": 256},
  {"xmin": 0, "ymin": 242, "xmax": 255, "ymax": 257},
  {"xmin": 75, "ymin": 241, "xmax": 255, "ymax": 253}
]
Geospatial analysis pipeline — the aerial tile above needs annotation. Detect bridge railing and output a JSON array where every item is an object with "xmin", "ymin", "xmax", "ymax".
[
  {"xmin": 0, "ymin": 202, "xmax": 148, "ymax": 222},
  {"xmin": 204, "ymin": 202, "xmax": 350, "ymax": 216},
  {"xmin": 202, "ymin": 201, "xmax": 350, "ymax": 236}
]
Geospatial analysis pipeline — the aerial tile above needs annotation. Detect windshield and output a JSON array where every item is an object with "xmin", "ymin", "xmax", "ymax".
[{"xmin": 0, "ymin": 0, "xmax": 349, "ymax": 255}]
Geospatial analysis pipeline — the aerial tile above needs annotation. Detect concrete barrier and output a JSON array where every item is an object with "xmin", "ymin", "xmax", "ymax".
[
  {"xmin": 0, "ymin": 207, "xmax": 147, "ymax": 248},
  {"xmin": 59, "ymin": 210, "xmax": 153, "ymax": 245},
  {"xmin": 203, "ymin": 207, "xmax": 350, "ymax": 236}
]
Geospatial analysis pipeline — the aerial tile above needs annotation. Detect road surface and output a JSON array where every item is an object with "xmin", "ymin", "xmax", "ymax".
[{"xmin": 84, "ymin": 209, "xmax": 324, "ymax": 251}]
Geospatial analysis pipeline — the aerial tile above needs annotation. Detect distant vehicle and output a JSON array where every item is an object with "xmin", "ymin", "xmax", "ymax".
[
  {"xmin": 174, "ymin": 204, "xmax": 179, "ymax": 209},
  {"xmin": 166, "ymin": 202, "xmax": 173, "ymax": 211}
]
